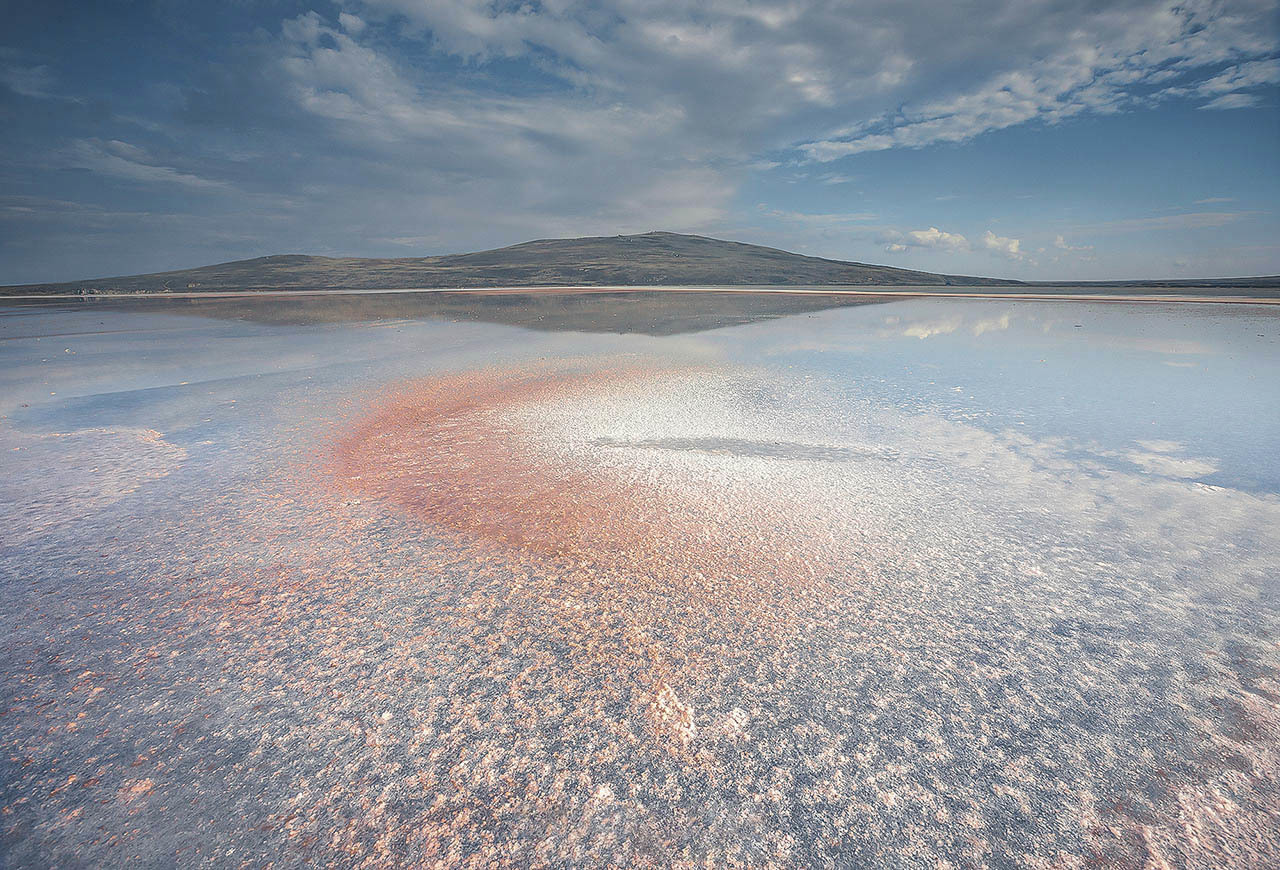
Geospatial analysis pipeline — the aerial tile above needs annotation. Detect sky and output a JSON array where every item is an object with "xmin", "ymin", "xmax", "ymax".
[{"xmin": 1, "ymin": 0, "xmax": 1277, "ymax": 284}]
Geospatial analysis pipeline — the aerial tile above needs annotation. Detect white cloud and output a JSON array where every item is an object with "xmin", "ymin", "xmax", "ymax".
[
  {"xmin": 796, "ymin": 0, "xmax": 1278, "ymax": 160},
  {"xmin": 1053, "ymin": 235, "xmax": 1093, "ymax": 253},
  {"xmin": 905, "ymin": 226, "xmax": 969, "ymax": 251},
  {"xmin": 1198, "ymin": 92, "xmax": 1261, "ymax": 110},
  {"xmin": 345, "ymin": 0, "xmax": 1280, "ymax": 168},
  {"xmin": 879, "ymin": 226, "xmax": 971, "ymax": 255},
  {"xmin": 1162, "ymin": 59, "xmax": 1280, "ymax": 109},
  {"xmin": 273, "ymin": 12, "xmax": 733, "ymax": 240},
  {"xmin": 355, "ymin": 0, "xmax": 1277, "ymax": 130},
  {"xmin": 1050, "ymin": 235, "xmax": 1095, "ymax": 263},
  {"xmin": 62, "ymin": 139, "xmax": 231, "ymax": 191},
  {"xmin": 183, "ymin": 0, "xmax": 1272, "ymax": 271},
  {"xmin": 0, "ymin": 62, "xmax": 57, "ymax": 99},
  {"xmin": 982, "ymin": 230, "xmax": 1024, "ymax": 260},
  {"xmin": 759, "ymin": 205, "xmax": 878, "ymax": 225},
  {"xmin": 338, "ymin": 12, "xmax": 367, "ymax": 34},
  {"xmin": 1076, "ymin": 211, "xmax": 1253, "ymax": 233},
  {"xmin": 0, "ymin": 50, "xmax": 80, "ymax": 102},
  {"xmin": 12, "ymin": 1, "xmax": 1274, "ymax": 279},
  {"xmin": 1174, "ymin": 57, "xmax": 1280, "ymax": 104}
]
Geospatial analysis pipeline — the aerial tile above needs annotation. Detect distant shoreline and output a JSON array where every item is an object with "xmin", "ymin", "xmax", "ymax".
[
  {"xmin": 1, "ymin": 285, "xmax": 1278, "ymax": 305},
  {"xmin": 6, "ymin": 234, "xmax": 1277, "ymax": 300}
]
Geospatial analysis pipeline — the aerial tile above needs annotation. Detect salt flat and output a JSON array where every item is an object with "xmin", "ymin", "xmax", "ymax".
[{"xmin": 1, "ymin": 292, "xmax": 1277, "ymax": 867}]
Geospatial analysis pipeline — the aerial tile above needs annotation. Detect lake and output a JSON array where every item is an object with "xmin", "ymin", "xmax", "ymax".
[{"xmin": 2, "ymin": 291, "xmax": 1277, "ymax": 867}]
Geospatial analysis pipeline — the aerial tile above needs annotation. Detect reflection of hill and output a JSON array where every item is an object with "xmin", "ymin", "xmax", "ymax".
[{"xmin": 60, "ymin": 290, "xmax": 894, "ymax": 337}]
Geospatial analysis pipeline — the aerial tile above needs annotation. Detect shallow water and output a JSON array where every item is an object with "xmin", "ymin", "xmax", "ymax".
[{"xmin": 1, "ymin": 292, "xmax": 1277, "ymax": 867}]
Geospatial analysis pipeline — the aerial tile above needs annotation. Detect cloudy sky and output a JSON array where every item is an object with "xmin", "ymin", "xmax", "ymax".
[{"xmin": 1, "ymin": 0, "xmax": 1277, "ymax": 284}]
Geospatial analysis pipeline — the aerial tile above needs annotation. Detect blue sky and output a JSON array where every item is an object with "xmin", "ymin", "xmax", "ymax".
[{"xmin": 1, "ymin": 0, "xmax": 1277, "ymax": 284}]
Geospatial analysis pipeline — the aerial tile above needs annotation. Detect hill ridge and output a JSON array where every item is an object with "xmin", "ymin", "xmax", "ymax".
[{"xmin": 1, "ymin": 232, "xmax": 1016, "ymax": 295}]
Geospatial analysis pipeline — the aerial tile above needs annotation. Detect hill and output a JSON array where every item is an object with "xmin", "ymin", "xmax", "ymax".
[{"xmin": 1, "ymin": 232, "xmax": 1017, "ymax": 295}]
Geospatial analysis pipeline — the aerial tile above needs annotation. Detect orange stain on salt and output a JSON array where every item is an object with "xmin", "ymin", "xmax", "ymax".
[
  {"xmin": 326, "ymin": 363, "xmax": 837, "ymax": 592},
  {"xmin": 324, "ymin": 362, "xmax": 849, "ymax": 753}
]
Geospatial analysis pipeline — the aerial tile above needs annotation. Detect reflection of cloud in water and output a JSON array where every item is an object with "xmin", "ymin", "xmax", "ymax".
[
  {"xmin": 892, "ymin": 309, "xmax": 1012, "ymax": 339},
  {"xmin": 0, "ymin": 425, "xmax": 186, "ymax": 545},
  {"xmin": 3, "ymin": 296, "xmax": 1277, "ymax": 868},
  {"xmin": 901, "ymin": 315, "xmax": 963, "ymax": 338},
  {"xmin": 1124, "ymin": 450, "xmax": 1219, "ymax": 479},
  {"xmin": 1096, "ymin": 335, "xmax": 1216, "ymax": 355},
  {"xmin": 970, "ymin": 311, "xmax": 1012, "ymax": 335},
  {"xmin": 1124, "ymin": 451, "xmax": 1219, "ymax": 478},
  {"xmin": 1137, "ymin": 439, "xmax": 1186, "ymax": 453},
  {"xmin": 1076, "ymin": 439, "xmax": 1223, "ymax": 480},
  {"xmin": 324, "ymin": 362, "xmax": 1278, "ymax": 866}
]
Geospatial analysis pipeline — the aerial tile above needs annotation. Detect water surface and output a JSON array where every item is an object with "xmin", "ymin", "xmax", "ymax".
[{"xmin": 1, "ymin": 292, "xmax": 1277, "ymax": 867}]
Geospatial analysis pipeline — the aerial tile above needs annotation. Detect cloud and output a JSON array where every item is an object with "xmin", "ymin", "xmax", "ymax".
[
  {"xmin": 903, "ymin": 226, "xmax": 969, "ymax": 251},
  {"xmin": 61, "ymin": 139, "xmax": 231, "ymax": 191},
  {"xmin": 338, "ymin": 12, "xmax": 367, "ymax": 34},
  {"xmin": 1198, "ymin": 92, "xmax": 1261, "ymax": 110},
  {"xmin": 797, "ymin": 0, "xmax": 1278, "ymax": 160},
  {"xmin": 1050, "ymin": 235, "xmax": 1095, "ymax": 263},
  {"xmin": 1164, "ymin": 57, "xmax": 1280, "ymax": 109},
  {"xmin": 1053, "ymin": 235, "xmax": 1093, "ymax": 253},
  {"xmin": 758, "ymin": 205, "xmax": 878, "ymax": 225},
  {"xmin": 1076, "ymin": 211, "xmax": 1253, "ymax": 233},
  {"xmin": 351, "ymin": 0, "xmax": 899, "ymax": 124},
  {"xmin": 982, "ymin": 230, "xmax": 1024, "ymax": 260},
  {"xmin": 0, "ymin": 49, "xmax": 80, "ymax": 102},
  {"xmin": 0, "ymin": 62, "xmax": 57, "ymax": 99},
  {"xmin": 336, "ymin": 1, "xmax": 1278, "ymax": 177},
  {"xmin": 5, "ymin": 1, "xmax": 1278, "ymax": 281},
  {"xmin": 272, "ymin": 12, "xmax": 733, "ymax": 239},
  {"xmin": 880, "ymin": 226, "xmax": 970, "ymax": 254}
]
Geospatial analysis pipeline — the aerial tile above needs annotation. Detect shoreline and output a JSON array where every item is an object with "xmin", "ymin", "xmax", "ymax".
[{"xmin": 1, "ymin": 284, "xmax": 1278, "ymax": 305}]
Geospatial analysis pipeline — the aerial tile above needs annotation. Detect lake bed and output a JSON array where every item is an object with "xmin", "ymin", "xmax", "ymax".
[{"xmin": 2, "ymin": 292, "xmax": 1277, "ymax": 867}]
